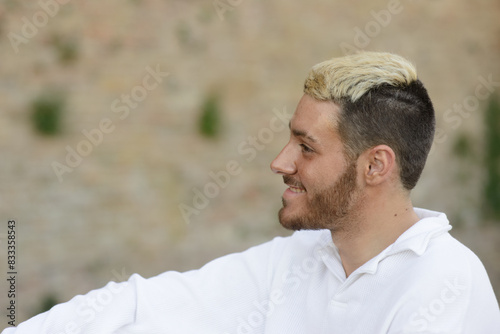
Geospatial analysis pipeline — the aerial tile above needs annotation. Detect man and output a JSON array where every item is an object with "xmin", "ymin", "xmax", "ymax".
[{"xmin": 3, "ymin": 52, "xmax": 500, "ymax": 333}]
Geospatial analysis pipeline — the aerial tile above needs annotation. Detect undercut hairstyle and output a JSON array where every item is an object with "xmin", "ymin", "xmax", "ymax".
[{"xmin": 304, "ymin": 52, "xmax": 435, "ymax": 190}]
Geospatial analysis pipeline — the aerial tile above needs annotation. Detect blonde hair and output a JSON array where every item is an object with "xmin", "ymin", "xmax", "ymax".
[
  {"xmin": 304, "ymin": 52, "xmax": 418, "ymax": 103},
  {"xmin": 302, "ymin": 52, "xmax": 435, "ymax": 190}
]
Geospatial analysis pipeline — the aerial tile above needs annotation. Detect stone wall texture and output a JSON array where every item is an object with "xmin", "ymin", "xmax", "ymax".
[{"xmin": 1, "ymin": 0, "xmax": 500, "ymax": 323}]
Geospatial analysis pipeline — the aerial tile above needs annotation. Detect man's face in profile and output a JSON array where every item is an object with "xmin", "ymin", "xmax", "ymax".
[{"xmin": 270, "ymin": 95, "xmax": 363, "ymax": 232}]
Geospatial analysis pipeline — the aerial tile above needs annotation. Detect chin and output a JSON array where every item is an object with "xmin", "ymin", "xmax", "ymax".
[
  {"xmin": 278, "ymin": 206, "xmax": 323, "ymax": 231},
  {"xmin": 278, "ymin": 207, "xmax": 300, "ymax": 230}
]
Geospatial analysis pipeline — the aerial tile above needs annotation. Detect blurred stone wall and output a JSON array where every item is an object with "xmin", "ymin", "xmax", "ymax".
[{"xmin": 0, "ymin": 0, "xmax": 499, "ymax": 323}]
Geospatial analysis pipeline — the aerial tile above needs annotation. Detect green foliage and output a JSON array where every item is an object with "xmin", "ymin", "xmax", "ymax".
[
  {"xmin": 483, "ymin": 94, "xmax": 500, "ymax": 221},
  {"xmin": 3, "ymin": 0, "xmax": 19, "ymax": 9},
  {"xmin": 32, "ymin": 293, "xmax": 58, "ymax": 316},
  {"xmin": 451, "ymin": 132, "xmax": 475, "ymax": 186},
  {"xmin": 176, "ymin": 22, "xmax": 192, "ymax": 46},
  {"xmin": 452, "ymin": 132, "xmax": 473, "ymax": 159},
  {"xmin": 51, "ymin": 35, "xmax": 79, "ymax": 65},
  {"xmin": 31, "ymin": 92, "xmax": 65, "ymax": 136},
  {"xmin": 198, "ymin": 6, "xmax": 215, "ymax": 24},
  {"xmin": 198, "ymin": 94, "xmax": 222, "ymax": 138}
]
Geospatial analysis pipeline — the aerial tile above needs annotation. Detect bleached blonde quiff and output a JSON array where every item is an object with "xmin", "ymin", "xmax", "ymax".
[{"xmin": 304, "ymin": 52, "xmax": 418, "ymax": 102}]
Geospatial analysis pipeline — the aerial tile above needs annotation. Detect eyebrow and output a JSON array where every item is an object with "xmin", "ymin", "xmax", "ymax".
[{"xmin": 289, "ymin": 121, "xmax": 319, "ymax": 143}]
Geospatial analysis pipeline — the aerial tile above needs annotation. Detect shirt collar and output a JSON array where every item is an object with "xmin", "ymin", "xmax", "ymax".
[
  {"xmin": 318, "ymin": 208, "xmax": 452, "ymax": 277},
  {"xmin": 387, "ymin": 208, "xmax": 451, "ymax": 256}
]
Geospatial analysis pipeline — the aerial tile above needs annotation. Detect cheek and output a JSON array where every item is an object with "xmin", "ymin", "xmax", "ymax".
[
  {"xmin": 300, "ymin": 160, "xmax": 348, "ymax": 191},
  {"xmin": 301, "ymin": 169, "xmax": 329, "ymax": 193}
]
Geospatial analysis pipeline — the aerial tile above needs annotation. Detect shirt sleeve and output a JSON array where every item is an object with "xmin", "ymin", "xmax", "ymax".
[{"xmin": 1, "ymin": 236, "xmax": 289, "ymax": 334}]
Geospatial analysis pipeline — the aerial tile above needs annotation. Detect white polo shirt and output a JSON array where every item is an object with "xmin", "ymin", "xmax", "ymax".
[{"xmin": 3, "ymin": 208, "xmax": 500, "ymax": 333}]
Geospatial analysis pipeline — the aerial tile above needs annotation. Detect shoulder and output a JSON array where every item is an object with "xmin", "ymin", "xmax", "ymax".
[
  {"xmin": 415, "ymin": 232, "xmax": 487, "ymax": 280},
  {"xmin": 393, "ymin": 210, "xmax": 487, "ymax": 282},
  {"xmin": 388, "ymin": 232, "xmax": 500, "ymax": 332},
  {"xmin": 393, "ymin": 231, "xmax": 486, "ymax": 292},
  {"xmin": 196, "ymin": 229, "xmax": 329, "ymax": 272},
  {"xmin": 384, "ymin": 225, "xmax": 493, "ymax": 311}
]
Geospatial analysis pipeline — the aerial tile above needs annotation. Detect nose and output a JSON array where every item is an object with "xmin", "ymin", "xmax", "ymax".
[{"xmin": 270, "ymin": 142, "xmax": 297, "ymax": 175}]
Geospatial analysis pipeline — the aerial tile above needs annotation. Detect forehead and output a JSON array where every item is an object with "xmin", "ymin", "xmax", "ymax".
[{"xmin": 290, "ymin": 94, "xmax": 340, "ymax": 141}]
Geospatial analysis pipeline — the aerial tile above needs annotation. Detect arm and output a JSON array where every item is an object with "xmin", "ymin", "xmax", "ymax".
[{"xmin": 2, "ymin": 236, "xmax": 288, "ymax": 333}]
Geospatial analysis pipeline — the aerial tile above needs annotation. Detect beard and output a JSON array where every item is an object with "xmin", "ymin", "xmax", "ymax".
[{"xmin": 278, "ymin": 160, "xmax": 361, "ymax": 232}]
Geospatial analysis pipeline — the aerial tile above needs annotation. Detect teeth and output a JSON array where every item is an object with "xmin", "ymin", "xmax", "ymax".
[{"xmin": 289, "ymin": 186, "xmax": 306, "ymax": 193}]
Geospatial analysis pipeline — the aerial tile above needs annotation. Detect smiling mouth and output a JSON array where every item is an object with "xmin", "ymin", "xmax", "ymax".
[
  {"xmin": 283, "ymin": 176, "xmax": 306, "ymax": 194},
  {"xmin": 288, "ymin": 185, "xmax": 306, "ymax": 193}
]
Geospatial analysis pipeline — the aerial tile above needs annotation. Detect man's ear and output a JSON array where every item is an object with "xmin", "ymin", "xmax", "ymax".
[{"xmin": 362, "ymin": 145, "xmax": 396, "ymax": 186}]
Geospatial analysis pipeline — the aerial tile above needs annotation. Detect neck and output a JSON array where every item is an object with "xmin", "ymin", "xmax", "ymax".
[{"xmin": 331, "ymin": 193, "xmax": 420, "ymax": 278}]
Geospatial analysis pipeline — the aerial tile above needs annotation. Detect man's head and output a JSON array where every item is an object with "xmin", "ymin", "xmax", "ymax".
[
  {"xmin": 271, "ymin": 52, "xmax": 435, "ymax": 231},
  {"xmin": 304, "ymin": 52, "xmax": 435, "ymax": 190}
]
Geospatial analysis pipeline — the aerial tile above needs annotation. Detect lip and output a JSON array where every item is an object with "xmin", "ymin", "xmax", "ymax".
[{"xmin": 283, "ymin": 185, "xmax": 306, "ymax": 199}]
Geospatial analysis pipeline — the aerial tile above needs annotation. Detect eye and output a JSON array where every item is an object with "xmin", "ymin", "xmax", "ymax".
[{"xmin": 300, "ymin": 144, "xmax": 314, "ymax": 153}]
